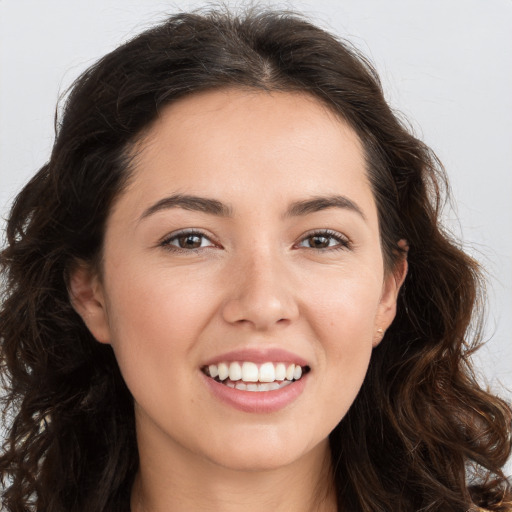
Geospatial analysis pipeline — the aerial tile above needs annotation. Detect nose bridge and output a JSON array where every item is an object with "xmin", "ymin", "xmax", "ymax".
[{"xmin": 221, "ymin": 244, "xmax": 299, "ymax": 330}]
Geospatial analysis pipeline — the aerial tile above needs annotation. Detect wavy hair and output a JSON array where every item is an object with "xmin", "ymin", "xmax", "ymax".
[{"xmin": 1, "ymin": 7, "xmax": 511, "ymax": 512}]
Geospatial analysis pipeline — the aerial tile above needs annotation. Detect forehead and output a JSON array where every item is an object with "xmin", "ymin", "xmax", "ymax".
[{"xmin": 119, "ymin": 88, "xmax": 375, "ymax": 222}]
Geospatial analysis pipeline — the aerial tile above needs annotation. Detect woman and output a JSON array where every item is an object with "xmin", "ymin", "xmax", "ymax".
[{"xmin": 0, "ymin": 7, "xmax": 510, "ymax": 512}]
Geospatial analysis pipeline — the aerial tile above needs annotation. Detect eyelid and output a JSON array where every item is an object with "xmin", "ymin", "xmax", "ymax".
[
  {"xmin": 159, "ymin": 228, "xmax": 220, "ymax": 252},
  {"xmin": 157, "ymin": 228, "xmax": 351, "ymax": 253},
  {"xmin": 295, "ymin": 229, "xmax": 352, "ymax": 251}
]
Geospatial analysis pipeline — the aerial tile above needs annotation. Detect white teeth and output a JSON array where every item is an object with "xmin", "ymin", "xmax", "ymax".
[
  {"xmin": 206, "ymin": 361, "xmax": 307, "ymax": 386},
  {"xmin": 275, "ymin": 363, "xmax": 286, "ymax": 381},
  {"xmin": 208, "ymin": 364, "xmax": 219, "ymax": 379},
  {"xmin": 232, "ymin": 380, "xmax": 293, "ymax": 392},
  {"xmin": 229, "ymin": 362, "xmax": 242, "ymax": 381},
  {"xmin": 258, "ymin": 362, "xmax": 275, "ymax": 382},
  {"xmin": 218, "ymin": 362, "xmax": 229, "ymax": 381},
  {"xmin": 241, "ymin": 362, "xmax": 259, "ymax": 382}
]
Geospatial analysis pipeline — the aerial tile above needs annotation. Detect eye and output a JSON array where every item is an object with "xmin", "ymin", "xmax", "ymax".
[
  {"xmin": 160, "ymin": 230, "xmax": 217, "ymax": 252},
  {"xmin": 297, "ymin": 230, "xmax": 351, "ymax": 251}
]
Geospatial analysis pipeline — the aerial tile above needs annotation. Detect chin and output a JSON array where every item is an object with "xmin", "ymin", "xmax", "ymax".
[
  {"xmin": 199, "ymin": 428, "xmax": 329, "ymax": 473},
  {"xmin": 207, "ymin": 450, "xmax": 303, "ymax": 473}
]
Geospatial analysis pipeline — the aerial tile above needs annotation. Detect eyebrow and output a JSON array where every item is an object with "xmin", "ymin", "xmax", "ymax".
[
  {"xmin": 139, "ymin": 194, "xmax": 233, "ymax": 221},
  {"xmin": 139, "ymin": 193, "xmax": 366, "ymax": 222},
  {"xmin": 285, "ymin": 195, "xmax": 366, "ymax": 220}
]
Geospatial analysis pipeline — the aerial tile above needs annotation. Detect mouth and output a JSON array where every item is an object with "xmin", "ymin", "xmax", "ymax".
[{"xmin": 201, "ymin": 361, "xmax": 311, "ymax": 392}]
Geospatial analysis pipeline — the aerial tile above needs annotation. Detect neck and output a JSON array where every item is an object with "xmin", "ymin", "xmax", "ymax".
[{"xmin": 131, "ymin": 431, "xmax": 337, "ymax": 512}]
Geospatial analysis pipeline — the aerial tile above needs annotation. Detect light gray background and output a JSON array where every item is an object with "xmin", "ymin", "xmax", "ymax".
[{"xmin": 1, "ymin": 0, "xmax": 511, "ymax": 472}]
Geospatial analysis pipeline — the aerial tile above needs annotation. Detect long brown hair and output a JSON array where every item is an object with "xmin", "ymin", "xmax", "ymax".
[{"xmin": 1, "ymin": 7, "xmax": 511, "ymax": 512}]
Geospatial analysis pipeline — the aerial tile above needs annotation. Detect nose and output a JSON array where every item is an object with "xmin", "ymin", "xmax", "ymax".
[{"xmin": 221, "ymin": 251, "xmax": 299, "ymax": 331}]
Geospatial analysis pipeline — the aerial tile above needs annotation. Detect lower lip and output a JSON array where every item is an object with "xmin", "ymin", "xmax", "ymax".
[{"xmin": 202, "ymin": 373, "xmax": 308, "ymax": 413}]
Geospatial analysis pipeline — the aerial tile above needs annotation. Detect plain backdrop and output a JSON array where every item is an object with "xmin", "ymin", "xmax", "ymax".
[{"xmin": 1, "ymin": 0, "xmax": 511, "ymax": 472}]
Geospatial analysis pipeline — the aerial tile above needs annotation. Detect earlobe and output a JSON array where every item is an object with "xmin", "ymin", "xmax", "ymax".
[
  {"xmin": 373, "ymin": 241, "xmax": 409, "ymax": 347},
  {"xmin": 68, "ymin": 263, "xmax": 111, "ymax": 344}
]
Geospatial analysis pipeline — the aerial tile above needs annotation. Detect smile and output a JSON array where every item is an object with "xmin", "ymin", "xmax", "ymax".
[{"xmin": 202, "ymin": 361, "xmax": 310, "ymax": 392}]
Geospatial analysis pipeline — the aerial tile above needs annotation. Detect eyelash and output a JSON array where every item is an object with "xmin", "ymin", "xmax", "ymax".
[
  {"xmin": 159, "ymin": 229, "xmax": 351, "ymax": 253},
  {"xmin": 297, "ymin": 229, "xmax": 351, "ymax": 251},
  {"xmin": 160, "ymin": 229, "xmax": 218, "ymax": 253}
]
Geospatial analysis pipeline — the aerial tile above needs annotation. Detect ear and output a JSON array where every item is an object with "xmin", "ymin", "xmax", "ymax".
[
  {"xmin": 68, "ymin": 262, "xmax": 111, "ymax": 344},
  {"xmin": 373, "ymin": 240, "xmax": 408, "ymax": 347}
]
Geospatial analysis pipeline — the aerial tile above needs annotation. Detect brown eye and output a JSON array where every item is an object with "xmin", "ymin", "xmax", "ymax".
[
  {"xmin": 176, "ymin": 234, "xmax": 204, "ymax": 249},
  {"xmin": 305, "ymin": 235, "xmax": 331, "ymax": 249},
  {"xmin": 162, "ymin": 231, "xmax": 215, "ymax": 251},
  {"xmin": 297, "ymin": 230, "xmax": 350, "ymax": 251}
]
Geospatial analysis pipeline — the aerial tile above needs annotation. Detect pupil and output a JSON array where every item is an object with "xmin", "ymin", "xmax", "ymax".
[
  {"xmin": 180, "ymin": 235, "xmax": 201, "ymax": 248},
  {"xmin": 311, "ymin": 236, "xmax": 329, "ymax": 248}
]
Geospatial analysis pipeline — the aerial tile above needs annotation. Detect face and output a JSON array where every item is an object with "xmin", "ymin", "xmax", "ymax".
[{"xmin": 71, "ymin": 89, "xmax": 404, "ymax": 472}]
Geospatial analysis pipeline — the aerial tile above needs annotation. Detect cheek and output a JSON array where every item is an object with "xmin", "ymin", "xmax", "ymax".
[
  {"xmin": 103, "ymin": 263, "xmax": 220, "ymax": 390},
  {"xmin": 303, "ymin": 269, "xmax": 382, "ymax": 402},
  {"xmin": 305, "ymin": 266, "xmax": 382, "ymax": 344},
  {"xmin": 107, "ymin": 260, "xmax": 218, "ymax": 333}
]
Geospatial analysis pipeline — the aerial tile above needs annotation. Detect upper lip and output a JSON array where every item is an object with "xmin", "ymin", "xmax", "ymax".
[{"xmin": 201, "ymin": 348, "xmax": 309, "ymax": 367}]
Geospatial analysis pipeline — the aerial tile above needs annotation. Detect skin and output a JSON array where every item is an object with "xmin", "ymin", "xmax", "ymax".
[{"xmin": 70, "ymin": 88, "xmax": 407, "ymax": 512}]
